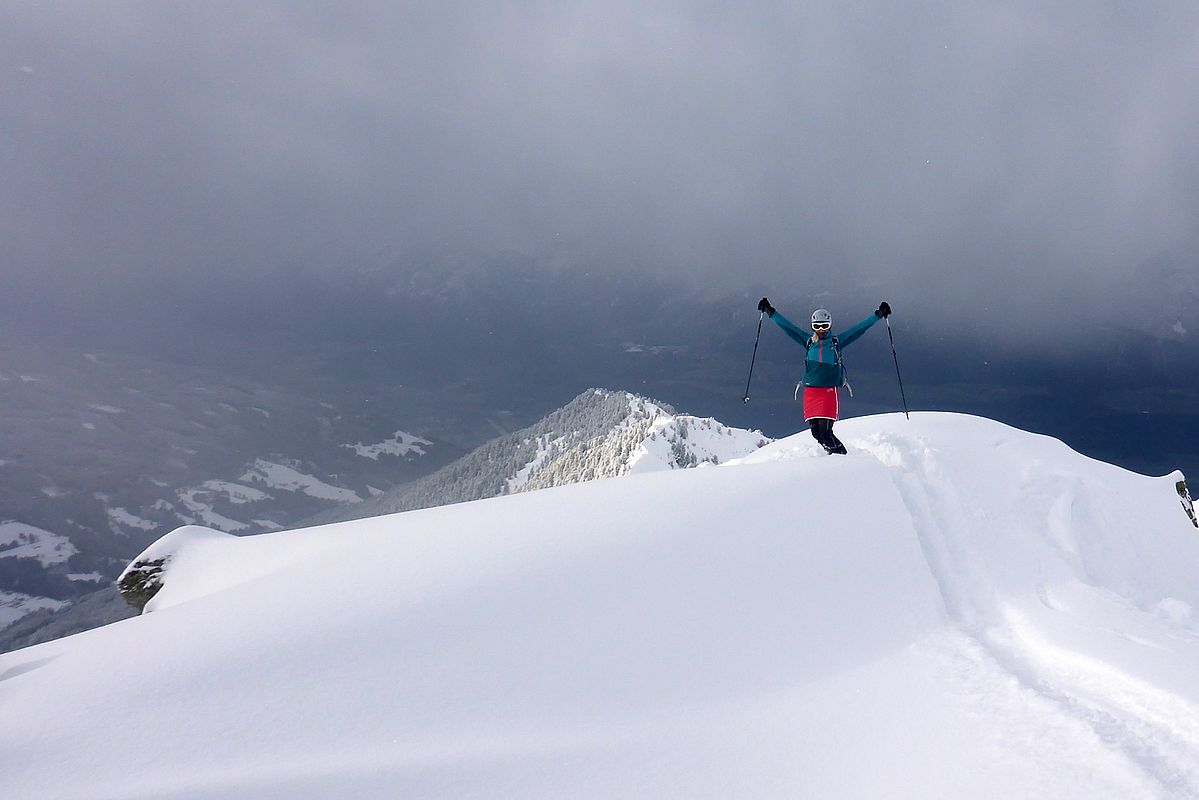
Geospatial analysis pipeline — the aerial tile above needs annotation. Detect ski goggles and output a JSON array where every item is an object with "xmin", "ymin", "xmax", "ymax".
[{"xmin": 812, "ymin": 322, "xmax": 831, "ymax": 331}]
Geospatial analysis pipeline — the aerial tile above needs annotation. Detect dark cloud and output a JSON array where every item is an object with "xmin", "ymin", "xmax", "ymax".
[{"xmin": 3, "ymin": 1, "xmax": 1198, "ymax": 349}]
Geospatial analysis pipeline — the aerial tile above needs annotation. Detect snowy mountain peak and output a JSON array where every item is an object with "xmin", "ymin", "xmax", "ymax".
[
  {"xmin": 509, "ymin": 389, "xmax": 769, "ymax": 491},
  {"xmin": 311, "ymin": 388, "xmax": 770, "ymax": 525}
]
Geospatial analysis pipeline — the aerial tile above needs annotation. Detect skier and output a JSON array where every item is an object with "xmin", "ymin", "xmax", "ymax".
[{"xmin": 756, "ymin": 297, "xmax": 891, "ymax": 454}]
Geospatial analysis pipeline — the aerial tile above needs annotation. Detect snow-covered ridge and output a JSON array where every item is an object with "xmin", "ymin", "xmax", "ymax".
[{"xmin": 9, "ymin": 412, "xmax": 1199, "ymax": 799}]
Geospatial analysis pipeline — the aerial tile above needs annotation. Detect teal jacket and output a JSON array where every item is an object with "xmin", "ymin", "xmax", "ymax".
[{"xmin": 770, "ymin": 310, "xmax": 882, "ymax": 388}]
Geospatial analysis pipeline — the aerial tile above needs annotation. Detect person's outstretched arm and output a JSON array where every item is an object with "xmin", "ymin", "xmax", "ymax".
[
  {"xmin": 759, "ymin": 297, "xmax": 811, "ymax": 348},
  {"xmin": 837, "ymin": 302, "xmax": 890, "ymax": 347}
]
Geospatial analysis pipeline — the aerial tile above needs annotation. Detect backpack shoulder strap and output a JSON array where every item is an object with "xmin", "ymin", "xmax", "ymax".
[{"xmin": 832, "ymin": 336, "xmax": 854, "ymax": 396}]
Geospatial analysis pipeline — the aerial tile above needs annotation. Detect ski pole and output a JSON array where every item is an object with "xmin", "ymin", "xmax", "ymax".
[
  {"xmin": 884, "ymin": 316, "xmax": 910, "ymax": 420},
  {"xmin": 742, "ymin": 311, "xmax": 765, "ymax": 403}
]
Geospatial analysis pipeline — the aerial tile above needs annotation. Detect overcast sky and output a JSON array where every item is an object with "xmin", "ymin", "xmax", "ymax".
[{"xmin": 3, "ymin": 1, "xmax": 1198, "ymax": 348}]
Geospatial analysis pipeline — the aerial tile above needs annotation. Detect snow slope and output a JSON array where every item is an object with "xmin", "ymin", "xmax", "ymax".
[{"xmin": 3, "ymin": 413, "xmax": 1199, "ymax": 799}]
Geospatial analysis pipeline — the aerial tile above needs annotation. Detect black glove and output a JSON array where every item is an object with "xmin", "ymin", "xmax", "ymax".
[
  {"xmin": 875, "ymin": 301, "xmax": 891, "ymax": 318},
  {"xmin": 758, "ymin": 297, "xmax": 776, "ymax": 316}
]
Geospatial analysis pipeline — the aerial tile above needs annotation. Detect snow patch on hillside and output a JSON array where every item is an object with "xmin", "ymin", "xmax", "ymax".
[
  {"xmin": 200, "ymin": 480, "xmax": 272, "ymax": 505},
  {"xmin": 88, "ymin": 404, "xmax": 124, "ymax": 414},
  {"xmin": 0, "ymin": 521, "xmax": 77, "ymax": 566},
  {"xmin": 506, "ymin": 435, "xmax": 567, "ymax": 492},
  {"xmin": 343, "ymin": 430, "xmax": 432, "ymax": 460},
  {"xmin": 176, "ymin": 490, "xmax": 251, "ymax": 533},
  {"xmin": 240, "ymin": 459, "xmax": 361, "ymax": 503},
  {"xmin": 0, "ymin": 591, "xmax": 67, "ymax": 628},
  {"xmin": 107, "ymin": 507, "xmax": 158, "ymax": 533}
]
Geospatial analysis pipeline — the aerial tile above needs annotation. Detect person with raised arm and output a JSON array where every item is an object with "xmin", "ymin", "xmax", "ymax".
[{"xmin": 757, "ymin": 298, "xmax": 891, "ymax": 454}]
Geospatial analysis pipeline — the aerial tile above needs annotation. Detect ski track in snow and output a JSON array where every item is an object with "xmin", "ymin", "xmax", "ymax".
[{"xmin": 856, "ymin": 430, "xmax": 1199, "ymax": 798}]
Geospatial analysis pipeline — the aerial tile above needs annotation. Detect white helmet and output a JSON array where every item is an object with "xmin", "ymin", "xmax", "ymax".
[{"xmin": 811, "ymin": 308, "xmax": 832, "ymax": 326}]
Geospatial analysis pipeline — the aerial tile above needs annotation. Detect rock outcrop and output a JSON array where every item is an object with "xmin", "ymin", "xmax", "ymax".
[{"xmin": 116, "ymin": 557, "xmax": 170, "ymax": 612}]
